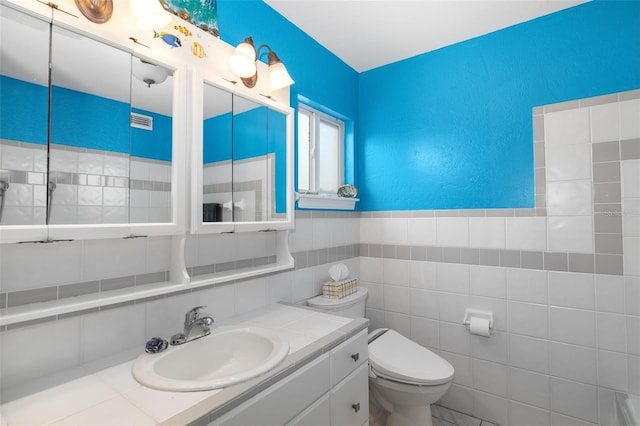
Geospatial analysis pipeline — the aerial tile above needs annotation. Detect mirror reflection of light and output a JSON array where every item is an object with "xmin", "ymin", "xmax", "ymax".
[{"xmin": 132, "ymin": 59, "xmax": 168, "ymax": 88}]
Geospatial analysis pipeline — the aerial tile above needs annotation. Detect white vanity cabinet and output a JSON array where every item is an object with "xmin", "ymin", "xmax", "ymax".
[{"xmin": 210, "ymin": 329, "xmax": 369, "ymax": 426}]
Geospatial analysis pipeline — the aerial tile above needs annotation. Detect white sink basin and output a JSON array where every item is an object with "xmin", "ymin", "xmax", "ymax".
[{"xmin": 132, "ymin": 325, "xmax": 289, "ymax": 391}]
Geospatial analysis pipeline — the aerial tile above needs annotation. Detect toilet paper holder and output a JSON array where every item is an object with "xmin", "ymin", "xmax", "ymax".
[{"xmin": 462, "ymin": 308, "xmax": 494, "ymax": 335}]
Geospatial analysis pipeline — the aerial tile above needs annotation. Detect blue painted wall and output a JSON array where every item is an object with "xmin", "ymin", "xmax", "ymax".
[
  {"xmin": 358, "ymin": 1, "xmax": 640, "ymax": 211},
  {"xmin": 268, "ymin": 108, "xmax": 287, "ymax": 213}
]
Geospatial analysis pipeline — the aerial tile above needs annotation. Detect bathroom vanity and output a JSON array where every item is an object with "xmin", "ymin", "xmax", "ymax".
[
  {"xmin": 0, "ymin": 304, "xmax": 369, "ymax": 425},
  {"xmin": 210, "ymin": 325, "xmax": 369, "ymax": 426}
]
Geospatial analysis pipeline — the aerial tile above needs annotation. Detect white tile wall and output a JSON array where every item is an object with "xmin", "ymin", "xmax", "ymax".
[
  {"xmin": 547, "ymin": 216, "xmax": 594, "ymax": 253},
  {"xmin": 620, "ymin": 99, "xmax": 640, "ymax": 139},
  {"xmin": 437, "ymin": 263, "xmax": 470, "ymax": 294},
  {"xmin": 436, "ymin": 217, "xmax": 470, "ymax": 247},
  {"xmin": 469, "ymin": 265, "xmax": 506, "ymax": 299},
  {"xmin": 408, "ymin": 217, "xmax": 438, "ymax": 245},
  {"xmin": 509, "ymin": 367, "xmax": 550, "ymax": 409},
  {"xmin": 510, "ymin": 401, "xmax": 551, "ymax": 426},
  {"xmin": 506, "ymin": 268, "xmax": 548, "ymax": 304},
  {"xmin": 509, "ymin": 334, "xmax": 550, "ymax": 374},
  {"xmin": 469, "ymin": 218, "xmax": 505, "ymax": 249},
  {"xmin": 595, "ymin": 274, "xmax": 625, "ymax": 313},
  {"xmin": 505, "ymin": 217, "xmax": 547, "ymax": 251},
  {"xmin": 544, "ymin": 107, "xmax": 590, "ymax": 145},
  {"xmin": 548, "ymin": 272, "xmax": 595, "ymax": 310}
]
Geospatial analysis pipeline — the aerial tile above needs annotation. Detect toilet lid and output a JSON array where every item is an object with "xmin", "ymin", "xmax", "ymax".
[{"xmin": 368, "ymin": 329, "xmax": 454, "ymax": 386}]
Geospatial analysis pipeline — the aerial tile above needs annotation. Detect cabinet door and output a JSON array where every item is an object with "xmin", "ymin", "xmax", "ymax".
[
  {"xmin": 287, "ymin": 393, "xmax": 331, "ymax": 426},
  {"xmin": 210, "ymin": 354, "xmax": 330, "ymax": 426},
  {"xmin": 0, "ymin": 4, "xmax": 49, "ymax": 241},
  {"xmin": 331, "ymin": 363, "xmax": 369, "ymax": 426},
  {"xmin": 232, "ymin": 95, "xmax": 267, "ymax": 223},
  {"xmin": 48, "ymin": 25, "xmax": 132, "ymax": 226},
  {"xmin": 200, "ymin": 81, "xmax": 233, "ymax": 225},
  {"xmin": 331, "ymin": 329, "xmax": 368, "ymax": 386}
]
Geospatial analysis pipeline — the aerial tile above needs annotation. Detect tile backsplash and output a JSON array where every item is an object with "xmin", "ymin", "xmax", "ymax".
[{"xmin": 0, "ymin": 90, "xmax": 639, "ymax": 426}]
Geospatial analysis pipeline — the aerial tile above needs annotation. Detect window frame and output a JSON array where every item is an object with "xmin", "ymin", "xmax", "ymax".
[{"xmin": 297, "ymin": 104, "xmax": 345, "ymax": 195}]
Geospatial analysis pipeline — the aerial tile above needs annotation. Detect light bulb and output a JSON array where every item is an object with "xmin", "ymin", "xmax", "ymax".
[{"xmin": 228, "ymin": 39, "xmax": 257, "ymax": 78}]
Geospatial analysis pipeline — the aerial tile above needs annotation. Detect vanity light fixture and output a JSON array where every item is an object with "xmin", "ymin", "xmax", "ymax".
[
  {"xmin": 132, "ymin": 59, "xmax": 168, "ymax": 87},
  {"xmin": 130, "ymin": 0, "xmax": 171, "ymax": 30},
  {"xmin": 228, "ymin": 37, "xmax": 294, "ymax": 91}
]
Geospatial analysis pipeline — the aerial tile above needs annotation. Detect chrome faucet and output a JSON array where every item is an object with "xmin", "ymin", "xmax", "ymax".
[{"xmin": 170, "ymin": 306, "xmax": 215, "ymax": 345}]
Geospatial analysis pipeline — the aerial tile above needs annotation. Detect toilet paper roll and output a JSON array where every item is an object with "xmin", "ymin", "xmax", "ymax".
[{"xmin": 469, "ymin": 317, "xmax": 491, "ymax": 337}]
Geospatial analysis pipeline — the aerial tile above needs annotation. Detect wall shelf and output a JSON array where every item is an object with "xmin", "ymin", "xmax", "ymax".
[{"xmin": 296, "ymin": 193, "xmax": 359, "ymax": 210}]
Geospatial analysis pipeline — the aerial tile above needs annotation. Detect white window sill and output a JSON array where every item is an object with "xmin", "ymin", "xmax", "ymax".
[{"xmin": 296, "ymin": 193, "xmax": 359, "ymax": 210}]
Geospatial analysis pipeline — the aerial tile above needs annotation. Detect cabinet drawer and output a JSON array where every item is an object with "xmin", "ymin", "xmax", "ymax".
[
  {"xmin": 211, "ymin": 354, "xmax": 331, "ymax": 426},
  {"xmin": 286, "ymin": 393, "xmax": 331, "ymax": 426},
  {"xmin": 331, "ymin": 329, "xmax": 368, "ymax": 386},
  {"xmin": 331, "ymin": 363, "xmax": 369, "ymax": 426}
]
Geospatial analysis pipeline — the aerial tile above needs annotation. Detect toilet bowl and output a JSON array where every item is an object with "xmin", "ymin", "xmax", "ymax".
[
  {"xmin": 307, "ymin": 287, "xmax": 455, "ymax": 426},
  {"xmin": 368, "ymin": 328, "xmax": 454, "ymax": 426}
]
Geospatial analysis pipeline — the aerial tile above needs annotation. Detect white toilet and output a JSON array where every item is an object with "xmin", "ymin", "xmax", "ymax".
[{"xmin": 307, "ymin": 287, "xmax": 454, "ymax": 426}]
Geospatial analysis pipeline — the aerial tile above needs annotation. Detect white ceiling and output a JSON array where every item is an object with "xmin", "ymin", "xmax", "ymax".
[{"xmin": 264, "ymin": 0, "xmax": 588, "ymax": 72}]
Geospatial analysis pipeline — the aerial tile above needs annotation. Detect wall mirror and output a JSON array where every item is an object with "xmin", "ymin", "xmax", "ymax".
[
  {"xmin": 201, "ymin": 82, "xmax": 233, "ymax": 224},
  {"xmin": 0, "ymin": 3, "xmax": 185, "ymax": 243},
  {"xmin": 0, "ymin": 4, "xmax": 50, "ymax": 232},
  {"xmin": 267, "ymin": 108, "xmax": 288, "ymax": 223},
  {"xmin": 191, "ymin": 75, "xmax": 293, "ymax": 234},
  {"xmin": 232, "ymin": 95, "xmax": 268, "ymax": 223}
]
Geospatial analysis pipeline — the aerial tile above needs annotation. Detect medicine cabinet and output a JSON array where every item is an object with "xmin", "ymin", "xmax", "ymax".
[
  {"xmin": 0, "ymin": 2, "xmax": 187, "ymax": 243},
  {"xmin": 190, "ymin": 71, "xmax": 294, "ymax": 234}
]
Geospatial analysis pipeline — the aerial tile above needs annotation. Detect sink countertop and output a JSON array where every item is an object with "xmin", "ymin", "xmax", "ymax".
[{"xmin": 0, "ymin": 303, "xmax": 369, "ymax": 426}]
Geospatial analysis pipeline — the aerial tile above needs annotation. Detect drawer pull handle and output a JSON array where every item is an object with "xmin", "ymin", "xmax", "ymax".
[
  {"xmin": 352, "ymin": 403, "xmax": 361, "ymax": 413},
  {"xmin": 351, "ymin": 353, "xmax": 360, "ymax": 362}
]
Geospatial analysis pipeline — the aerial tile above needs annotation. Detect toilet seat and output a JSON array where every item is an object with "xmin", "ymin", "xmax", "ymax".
[{"xmin": 368, "ymin": 328, "xmax": 454, "ymax": 386}]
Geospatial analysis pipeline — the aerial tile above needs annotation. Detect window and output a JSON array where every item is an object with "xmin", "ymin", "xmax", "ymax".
[{"xmin": 297, "ymin": 105, "xmax": 344, "ymax": 195}]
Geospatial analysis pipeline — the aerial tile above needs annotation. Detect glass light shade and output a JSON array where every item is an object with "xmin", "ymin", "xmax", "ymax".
[
  {"xmin": 268, "ymin": 61, "xmax": 294, "ymax": 91},
  {"xmin": 228, "ymin": 42, "xmax": 257, "ymax": 78},
  {"xmin": 135, "ymin": 13, "xmax": 171, "ymax": 30},
  {"xmin": 130, "ymin": 0, "xmax": 170, "ymax": 29},
  {"xmin": 132, "ymin": 60, "xmax": 168, "ymax": 87},
  {"xmin": 130, "ymin": 0, "xmax": 164, "ymax": 15}
]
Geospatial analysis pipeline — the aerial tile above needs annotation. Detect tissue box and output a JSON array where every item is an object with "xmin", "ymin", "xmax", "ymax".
[{"xmin": 322, "ymin": 278, "xmax": 358, "ymax": 299}]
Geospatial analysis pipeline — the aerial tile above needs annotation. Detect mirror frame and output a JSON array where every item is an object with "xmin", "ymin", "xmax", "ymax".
[
  {"xmin": 48, "ymin": 57, "xmax": 188, "ymax": 241},
  {"xmin": 190, "ymin": 70, "xmax": 294, "ymax": 235}
]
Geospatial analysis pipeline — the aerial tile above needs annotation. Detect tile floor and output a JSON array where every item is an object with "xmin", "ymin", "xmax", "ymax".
[{"xmin": 432, "ymin": 405, "xmax": 500, "ymax": 426}]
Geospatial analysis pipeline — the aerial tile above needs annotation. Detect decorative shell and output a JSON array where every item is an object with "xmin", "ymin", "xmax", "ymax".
[{"xmin": 337, "ymin": 184, "xmax": 357, "ymax": 198}]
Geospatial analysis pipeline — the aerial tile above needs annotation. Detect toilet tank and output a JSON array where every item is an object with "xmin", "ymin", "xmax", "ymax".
[{"xmin": 306, "ymin": 287, "xmax": 368, "ymax": 318}]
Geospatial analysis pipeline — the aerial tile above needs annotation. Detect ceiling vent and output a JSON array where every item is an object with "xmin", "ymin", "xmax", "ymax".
[{"xmin": 131, "ymin": 112, "xmax": 153, "ymax": 130}]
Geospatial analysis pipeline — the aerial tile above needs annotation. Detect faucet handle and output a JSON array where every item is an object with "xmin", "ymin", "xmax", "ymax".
[{"xmin": 185, "ymin": 305, "xmax": 207, "ymax": 325}]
